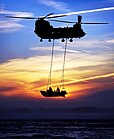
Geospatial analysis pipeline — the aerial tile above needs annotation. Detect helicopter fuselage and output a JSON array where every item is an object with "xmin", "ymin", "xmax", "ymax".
[{"xmin": 34, "ymin": 19, "xmax": 86, "ymax": 42}]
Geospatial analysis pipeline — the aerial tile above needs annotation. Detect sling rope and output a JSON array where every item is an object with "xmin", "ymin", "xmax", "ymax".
[
  {"xmin": 61, "ymin": 38, "xmax": 68, "ymax": 89},
  {"xmin": 47, "ymin": 39, "xmax": 55, "ymax": 89}
]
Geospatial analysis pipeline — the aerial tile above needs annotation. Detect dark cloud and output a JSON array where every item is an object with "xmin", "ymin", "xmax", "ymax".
[
  {"xmin": 31, "ymin": 80, "xmax": 47, "ymax": 88},
  {"xmin": 0, "ymin": 86, "xmax": 17, "ymax": 92},
  {"xmin": 65, "ymin": 63, "xmax": 114, "ymax": 74},
  {"xmin": 89, "ymin": 76, "xmax": 114, "ymax": 84},
  {"xmin": 74, "ymin": 89, "xmax": 114, "ymax": 108}
]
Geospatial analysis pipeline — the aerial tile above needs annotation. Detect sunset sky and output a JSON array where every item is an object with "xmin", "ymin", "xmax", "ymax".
[{"xmin": 0, "ymin": 0, "xmax": 114, "ymax": 119}]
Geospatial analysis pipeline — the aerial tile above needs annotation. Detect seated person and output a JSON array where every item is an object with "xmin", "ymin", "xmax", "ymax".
[
  {"xmin": 49, "ymin": 87, "xmax": 53, "ymax": 92},
  {"xmin": 56, "ymin": 87, "xmax": 60, "ymax": 92}
]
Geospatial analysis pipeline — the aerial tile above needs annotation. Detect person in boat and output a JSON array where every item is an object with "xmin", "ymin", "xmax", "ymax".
[
  {"xmin": 49, "ymin": 87, "xmax": 53, "ymax": 92},
  {"xmin": 56, "ymin": 87, "xmax": 60, "ymax": 92}
]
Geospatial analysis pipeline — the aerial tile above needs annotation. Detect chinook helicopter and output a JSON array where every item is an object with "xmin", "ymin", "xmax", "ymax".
[
  {"xmin": 6, "ymin": 13, "xmax": 108, "ymax": 42},
  {"xmin": 35, "ymin": 15, "xmax": 86, "ymax": 42}
]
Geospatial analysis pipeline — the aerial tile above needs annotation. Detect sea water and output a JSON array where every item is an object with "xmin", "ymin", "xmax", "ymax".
[{"xmin": 0, "ymin": 120, "xmax": 114, "ymax": 139}]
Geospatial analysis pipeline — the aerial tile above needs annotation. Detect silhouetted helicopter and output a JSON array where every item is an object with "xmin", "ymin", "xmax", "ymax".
[{"xmin": 6, "ymin": 13, "xmax": 108, "ymax": 42}]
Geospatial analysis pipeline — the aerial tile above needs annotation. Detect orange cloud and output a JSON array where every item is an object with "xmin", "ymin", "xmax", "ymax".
[
  {"xmin": 0, "ymin": 80, "xmax": 42, "ymax": 99},
  {"xmin": 0, "ymin": 52, "xmax": 113, "ymax": 99}
]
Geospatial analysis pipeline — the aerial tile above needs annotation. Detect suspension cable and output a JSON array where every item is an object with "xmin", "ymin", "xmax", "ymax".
[
  {"xmin": 47, "ymin": 39, "xmax": 55, "ymax": 89},
  {"xmin": 61, "ymin": 38, "xmax": 68, "ymax": 89}
]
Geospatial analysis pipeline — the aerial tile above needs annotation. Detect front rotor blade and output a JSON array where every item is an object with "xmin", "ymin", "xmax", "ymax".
[
  {"xmin": 46, "ymin": 7, "xmax": 114, "ymax": 18},
  {"xmin": 82, "ymin": 22, "xmax": 109, "ymax": 24},
  {"xmin": 44, "ymin": 13, "xmax": 54, "ymax": 19},
  {"xmin": 6, "ymin": 14, "xmax": 66, "ymax": 20},
  {"xmin": 5, "ymin": 16, "xmax": 38, "ymax": 19},
  {"xmin": 49, "ymin": 19, "xmax": 76, "ymax": 23},
  {"xmin": 47, "ymin": 15, "xmax": 67, "ymax": 19}
]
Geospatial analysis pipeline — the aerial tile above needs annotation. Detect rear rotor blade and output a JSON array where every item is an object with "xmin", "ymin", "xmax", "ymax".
[
  {"xmin": 49, "ymin": 19, "xmax": 109, "ymax": 24},
  {"xmin": 49, "ymin": 19, "xmax": 76, "ymax": 23},
  {"xmin": 5, "ymin": 16, "xmax": 38, "ymax": 19},
  {"xmin": 82, "ymin": 22, "xmax": 109, "ymax": 24}
]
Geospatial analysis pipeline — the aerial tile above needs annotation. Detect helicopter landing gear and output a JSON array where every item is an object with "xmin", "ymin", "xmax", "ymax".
[
  {"xmin": 40, "ymin": 38, "xmax": 43, "ymax": 42},
  {"xmin": 48, "ymin": 39, "xmax": 51, "ymax": 42},
  {"xmin": 69, "ymin": 38, "xmax": 73, "ymax": 42},
  {"xmin": 61, "ymin": 38, "xmax": 65, "ymax": 42}
]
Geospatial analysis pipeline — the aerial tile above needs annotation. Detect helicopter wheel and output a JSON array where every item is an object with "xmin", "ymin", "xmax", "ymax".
[
  {"xmin": 61, "ymin": 38, "xmax": 65, "ymax": 42},
  {"xmin": 40, "ymin": 38, "xmax": 43, "ymax": 42},
  {"xmin": 48, "ymin": 39, "xmax": 51, "ymax": 42},
  {"xmin": 69, "ymin": 38, "xmax": 73, "ymax": 42}
]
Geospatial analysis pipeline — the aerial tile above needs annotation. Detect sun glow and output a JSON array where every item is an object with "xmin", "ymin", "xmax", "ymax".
[{"xmin": 0, "ymin": 45, "xmax": 114, "ymax": 99}]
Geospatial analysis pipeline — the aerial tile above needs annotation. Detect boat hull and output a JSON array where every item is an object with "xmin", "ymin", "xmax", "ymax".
[{"xmin": 40, "ymin": 90, "xmax": 67, "ymax": 97}]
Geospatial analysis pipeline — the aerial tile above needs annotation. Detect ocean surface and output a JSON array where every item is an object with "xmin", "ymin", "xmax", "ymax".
[{"xmin": 0, "ymin": 120, "xmax": 114, "ymax": 139}]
